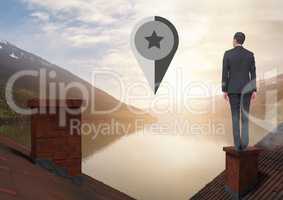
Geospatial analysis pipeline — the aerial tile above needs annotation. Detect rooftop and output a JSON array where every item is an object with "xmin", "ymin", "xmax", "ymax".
[
  {"xmin": 191, "ymin": 145, "xmax": 283, "ymax": 200},
  {"xmin": 0, "ymin": 142, "xmax": 135, "ymax": 200}
]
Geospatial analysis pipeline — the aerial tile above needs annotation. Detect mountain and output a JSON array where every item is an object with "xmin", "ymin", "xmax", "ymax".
[
  {"xmin": 0, "ymin": 40, "xmax": 133, "ymax": 111},
  {"xmin": 0, "ymin": 41, "xmax": 156, "ymax": 158}
]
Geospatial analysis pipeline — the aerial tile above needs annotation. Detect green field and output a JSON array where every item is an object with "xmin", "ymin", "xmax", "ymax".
[{"xmin": 0, "ymin": 85, "xmax": 34, "ymax": 148}]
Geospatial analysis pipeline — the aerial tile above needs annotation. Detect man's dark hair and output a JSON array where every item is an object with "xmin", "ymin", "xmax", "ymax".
[{"xmin": 234, "ymin": 32, "xmax": 245, "ymax": 44}]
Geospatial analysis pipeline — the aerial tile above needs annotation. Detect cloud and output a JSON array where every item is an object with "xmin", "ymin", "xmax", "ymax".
[
  {"xmin": 22, "ymin": 0, "xmax": 137, "ymax": 49},
  {"xmin": 23, "ymin": 0, "xmax": 135, "ymax": 25},
  {"xmin": 30, "ymin": 12, "xmax": 50, "ymax": 22},
  {"xmin": 15, "ymin": 0, "xmax": 283, "ymax": 105},
  {"xmin": 22, "ymin": 0, "xmax": 85, "ymax": 11}
]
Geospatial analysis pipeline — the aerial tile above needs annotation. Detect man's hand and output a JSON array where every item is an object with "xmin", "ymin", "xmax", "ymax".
[
  {"xmin": 223, "ymin": 92, "xmax": 228, "ymax": 101},
  {"xmin": 251, "ymin": 91, "xmax": 257, "ymax": 101}
]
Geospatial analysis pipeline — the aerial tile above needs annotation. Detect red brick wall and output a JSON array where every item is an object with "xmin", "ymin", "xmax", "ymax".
[{"xmin": 29, "ymin": 100, "xmax": 82, "ymax": 176}]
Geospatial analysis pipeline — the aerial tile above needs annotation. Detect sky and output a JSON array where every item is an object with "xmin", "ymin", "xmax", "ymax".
[{"xmin": 0, "ymin": 0, "xmax": 283, "ymax": 108}]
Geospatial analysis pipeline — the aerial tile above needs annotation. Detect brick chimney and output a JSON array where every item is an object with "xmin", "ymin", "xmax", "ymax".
[
  {"xmin": 223, "ymin": 146, "xmax": 263, "ymax": 199},
  {"xmin": 28, "ymin": 99, "xmax": 83, "ymax": 176}
]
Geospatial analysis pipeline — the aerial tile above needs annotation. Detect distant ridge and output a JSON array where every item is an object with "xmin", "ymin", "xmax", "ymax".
[{"xmin": 0, "ymin": 40, "xmax": 156, "ymax": 157}]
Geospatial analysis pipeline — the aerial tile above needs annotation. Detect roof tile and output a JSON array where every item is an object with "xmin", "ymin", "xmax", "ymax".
[{"xmin": 191, "ymin": 146, "xmax": 283, "ymax": 200}]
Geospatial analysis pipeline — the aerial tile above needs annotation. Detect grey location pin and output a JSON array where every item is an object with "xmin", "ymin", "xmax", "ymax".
[{"xmin": 131, "ymin": 16, "xmax": 179, "ymax": 94}]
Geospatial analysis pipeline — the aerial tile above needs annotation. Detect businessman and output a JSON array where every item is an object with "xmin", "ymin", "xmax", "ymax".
[{"xmin": 222, "ymin": 32, "xmax": 257, "ymax": 151}]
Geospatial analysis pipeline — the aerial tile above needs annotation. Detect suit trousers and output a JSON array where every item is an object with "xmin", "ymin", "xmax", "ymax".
[{"xmin": 228, "ymin": 93, "xmax": 252, "ymax": 150}]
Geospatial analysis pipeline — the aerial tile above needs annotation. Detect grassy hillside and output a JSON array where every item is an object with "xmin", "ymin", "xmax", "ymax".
[{"xmin": 0, "ymin": 83, "xmax": 35, "ymax": 147}]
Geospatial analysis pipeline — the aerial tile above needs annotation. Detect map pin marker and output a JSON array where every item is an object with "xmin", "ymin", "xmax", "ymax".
[{"xmin": 131, "ymin": 16, "xmax": 179, "ymax": 94}]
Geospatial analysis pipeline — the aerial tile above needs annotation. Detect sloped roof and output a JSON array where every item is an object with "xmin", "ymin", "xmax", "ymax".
[
  {"xmin": 191, "ymin": 146, "xmax": 283, "ymax": 200},
  {"xmin": 0, "ymin": 144, "xmax": 135, "ymax": 200}
]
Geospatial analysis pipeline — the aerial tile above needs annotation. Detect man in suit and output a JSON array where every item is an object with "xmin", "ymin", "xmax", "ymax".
[{"xmin": 222, "ymin": 32, "xmax": 257, "ymax": 151}]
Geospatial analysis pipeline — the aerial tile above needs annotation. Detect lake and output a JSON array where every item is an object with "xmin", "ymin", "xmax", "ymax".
[{"xmin": 82, "ymin": 117, "xmax": 232, "ymax": 200}]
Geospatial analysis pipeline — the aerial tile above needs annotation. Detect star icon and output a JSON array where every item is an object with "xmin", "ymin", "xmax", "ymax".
[{"xmin": 145, "ymin": 31, "xmax": 164, "ymax": 49}]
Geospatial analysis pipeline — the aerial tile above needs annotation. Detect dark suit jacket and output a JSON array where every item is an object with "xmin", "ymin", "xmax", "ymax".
[{"xmin": 222, "ymin": 46, "xmax": 257, "ymax": 94}]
